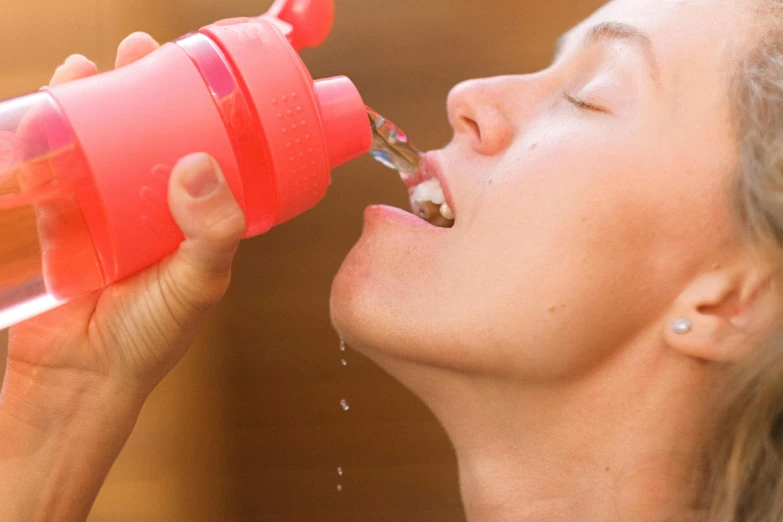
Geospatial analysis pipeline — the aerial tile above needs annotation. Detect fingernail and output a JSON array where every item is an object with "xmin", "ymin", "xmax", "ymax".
[{"xmin": 180, "ymin": 155, "xmax": 220, "ymax": 199}]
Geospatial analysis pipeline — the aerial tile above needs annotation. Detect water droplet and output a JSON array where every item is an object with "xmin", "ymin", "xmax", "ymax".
[
  {"xmin": 339, "ymin": 339, "xmax": 346, "ymax": 352},
  {"xmin": 336, "ymin": 484, "xmax": 343, "ymax": 492},
  {"xmin": 341, "ymin": 359, "xmax": 348, "ymax": 367},
  {"xmin": 337, "ymin": 467, "xmax": 343, "ymax": 476},
  {"xmin": 340, "ymin": 399, "xmax": 350, "ymax": 411}
]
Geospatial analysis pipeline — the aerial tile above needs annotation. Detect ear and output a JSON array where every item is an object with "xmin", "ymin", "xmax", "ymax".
[{"xmin": 664, "ymin": 264, "xmax": 780, "ymax": 362}]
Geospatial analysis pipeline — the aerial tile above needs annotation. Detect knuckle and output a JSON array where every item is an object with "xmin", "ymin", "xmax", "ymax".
[
  {"xmin": 160, "ymin": 258, "xmax": 232, "ymax": 318},
  {"xmin": 206, "ymin": 201, "xmax": 246, "ymax": 240}
]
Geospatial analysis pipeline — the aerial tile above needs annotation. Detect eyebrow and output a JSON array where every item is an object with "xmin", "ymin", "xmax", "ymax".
[{"xmin": 554, "ymin": 22, "xmax": 660, "ymax": 83}]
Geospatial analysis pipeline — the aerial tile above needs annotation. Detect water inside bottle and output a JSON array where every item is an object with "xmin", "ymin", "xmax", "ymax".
[{"xmin": 0, "ymin": 92, "xmax": 104, "ymax": 330}]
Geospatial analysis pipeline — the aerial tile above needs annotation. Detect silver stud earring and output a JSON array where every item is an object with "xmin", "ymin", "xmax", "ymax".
[{"xmin": 672, "ymin": 318, "xmax": 692, "ymax": 334}]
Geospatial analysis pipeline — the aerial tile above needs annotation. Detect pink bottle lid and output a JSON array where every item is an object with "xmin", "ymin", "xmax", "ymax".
[
  {"xmin": 203, "ymin": 0, "xmax": 371, "ymax": 225},
  {"xmin": 45, "ymin": 0, "xmax": 371, "ymax": 284},
  {"xmin": 264, "ymin": 0, "xmax": 371, "ymax": 169},
  {"xmin": 314, "ymin": 77, "xmax": 371, "ymax": 169}
]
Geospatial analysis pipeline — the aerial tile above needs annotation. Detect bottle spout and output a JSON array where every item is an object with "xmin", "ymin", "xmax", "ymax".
[
  {"xmin": 366, "ymin": 109, "xmax": 454, "ymax": 228},
  {"xmin": 367, "ymin": 107, "xmax": 422, "ymax": 180},
  {"xmin": 261, "ymin": 0, "xmax": 335, "ymax": 51},
  {"xmin": 314, "ymin": 77, "xmax": 373, "ymax": 169}
]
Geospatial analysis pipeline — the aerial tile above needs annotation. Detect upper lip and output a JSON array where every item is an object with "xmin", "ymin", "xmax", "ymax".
[{"xmin": 412, "ymin": 152, "xmax": 457, "ymax": 219}]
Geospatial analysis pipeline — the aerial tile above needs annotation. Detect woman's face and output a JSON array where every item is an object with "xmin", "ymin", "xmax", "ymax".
[{"xmin": 331, "ymin": 0, "xmax": 753, "ymax": 379}]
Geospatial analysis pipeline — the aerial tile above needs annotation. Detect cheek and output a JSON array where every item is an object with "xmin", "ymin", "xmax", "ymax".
[
  {"xmin": 448, "ymin": 144, "xmax": 697, "ymax": 373},
  {"xmin": 331, "ymin": 117, "xmax": 737, "ymax": 379}
]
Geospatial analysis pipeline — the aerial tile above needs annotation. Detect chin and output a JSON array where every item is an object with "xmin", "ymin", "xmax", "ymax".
[
  {"xmin": 329, "ymin": 204, "xmax": 491, "ymax": 376},
  {"xmin": 330, "ymin": 242, "xmax": 473, "ymax": 380},
  {"xmin": 330, "ymin": 206, "xmax": 422, "ymax": 352},
  {"xmin": 329, "ymin": 235, "xmax": 409, "ymax": 361},
  {"xmin": 329, "ymin": 240, "xmax": 376, "ymax": 349},
  {"xmin": 329, "ymin": 244, "xmax": 453, "ymax": 403}
]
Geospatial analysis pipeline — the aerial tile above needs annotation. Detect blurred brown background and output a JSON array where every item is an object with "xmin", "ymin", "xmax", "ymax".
[{"xmin": 0, "ymin": 0, "xmax": 603, "ymax": 520}]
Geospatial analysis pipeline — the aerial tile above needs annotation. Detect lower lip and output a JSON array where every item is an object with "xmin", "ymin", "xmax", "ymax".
[{"xmin": 364, "ymin": 205, "xmax": 445, "ymax": 231}]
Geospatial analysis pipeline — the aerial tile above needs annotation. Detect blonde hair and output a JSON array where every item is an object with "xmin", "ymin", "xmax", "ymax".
[{"xmin": 702, "ymin": 2, "xmax": 783, "ymax": 520}]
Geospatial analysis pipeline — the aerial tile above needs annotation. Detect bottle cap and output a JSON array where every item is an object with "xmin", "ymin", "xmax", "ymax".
[
  {"xmin": 314, "ymin": 77, "xmax": 372, "ymax": 168},
  {"xmin": 264, "ymin": 0, "xmax": 335, "ymax": 51},
  {"xmin": 204, "ymin": 0, "xmax": 372, "ymax": 226}
]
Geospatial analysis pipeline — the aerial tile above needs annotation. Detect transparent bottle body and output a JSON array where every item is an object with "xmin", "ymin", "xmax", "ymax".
[{"xmin": 0, "ymin": 91, "xmax": 103, "ymax": 329}]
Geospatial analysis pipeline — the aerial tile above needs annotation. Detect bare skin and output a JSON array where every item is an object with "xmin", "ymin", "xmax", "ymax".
[
  {"xmin": 0, "ymin": 1, "xmax": 776, "ymax": 521},
  {"xmin": 331, "ymin": 1, "xmax": 778, "ymax": 520}
]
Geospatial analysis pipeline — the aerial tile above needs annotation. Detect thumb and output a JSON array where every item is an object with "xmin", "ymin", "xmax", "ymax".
[{"xmin": 163, "ymin": 153, "xmax": 246, "ymax": 314}]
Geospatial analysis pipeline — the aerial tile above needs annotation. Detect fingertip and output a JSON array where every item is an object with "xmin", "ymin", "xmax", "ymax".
[
  {"xmin": 64, "ymin": 54, "xmax": 97, "ymax": 69},
  {"xmin": 115, "ymin": 32, "xmax": 160, "ymax": 69},
  {"xmin": 49, "ymin": 54, "xmax": 98, "ymax": 86},
  {"xmin": 174, "ymin": 152, "xmax": 217, "ymax": 174},
  {"xmin": 173, "ymin": 153, "xmax": 221, "ymax": 199},
  {"xmin": 168, "ymin": 153, "xmax": 245, "ymax": 244}
]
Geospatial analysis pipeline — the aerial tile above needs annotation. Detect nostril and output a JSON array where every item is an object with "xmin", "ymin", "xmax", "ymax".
[
  {"xmin": 447, "ymin": 78, "xmax": 515, "ymax": 156},
  {"xmin": 462, "ymin": 116, "xmax": 481, "ymax": 144}
]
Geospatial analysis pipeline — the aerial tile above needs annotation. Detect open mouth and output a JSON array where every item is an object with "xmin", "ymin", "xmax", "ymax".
[
  {"xmin": 409, "ymin": 177, "xmax": 455, "ymax": 228},
  {"xmin": 367, "ymin": 107, "xmax": 455, "ymax": 229}
]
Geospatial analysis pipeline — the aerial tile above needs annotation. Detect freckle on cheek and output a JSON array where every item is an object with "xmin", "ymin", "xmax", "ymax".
[{"xmin": 529, "ymin": 143, "xmax": 539, "ymax": 151}]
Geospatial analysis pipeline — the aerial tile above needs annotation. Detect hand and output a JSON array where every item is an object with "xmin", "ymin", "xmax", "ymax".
[
  {"xmin": 6, "ymin": 33, "xmax": 245, "ymax": 405},
  {"xmin": 0, "ymin": 33, "xmax": 246, "ymax": 522}
]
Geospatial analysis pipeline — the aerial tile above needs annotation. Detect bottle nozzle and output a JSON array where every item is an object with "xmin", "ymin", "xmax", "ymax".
[
  {"xmin": 367, "ymin": 108, "xmax": 422, "ymax": 180},
  {"xmin": 314, "ymin": 77, "xmax": 372, "ymax": 169},
  {"xmin": 366, "ymin": 109, "xmax": 454, "ymax": 228}
]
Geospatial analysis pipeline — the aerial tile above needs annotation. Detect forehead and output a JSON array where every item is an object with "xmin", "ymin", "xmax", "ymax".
[
  {"xmin": 575, "ymin": 0, "xmax": 752, "ymax": 82},
  {"xmin": 585, "ymin": 0, "xmax": 749, "ymax": 39},
  {"xmin": 571, "ymin": 0, "xmax": 753, "ymax": 126}
]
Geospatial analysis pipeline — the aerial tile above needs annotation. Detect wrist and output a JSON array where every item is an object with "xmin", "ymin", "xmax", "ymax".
[
  {"xmin": 0, "ymin": 358, "xmax": 146, "ymax": 435},
  {"xmin": 0, "ymin": 362, "xmax": 146, "ymax": 522}
]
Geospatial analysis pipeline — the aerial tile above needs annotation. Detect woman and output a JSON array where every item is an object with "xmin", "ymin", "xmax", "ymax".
[
  {"xmin": 2, "ymin": 0, "xmax": 782, "ymax": 520},
  {"xmin": 333, "ymin": 0, "xmax": 783, "ymax": 520}
]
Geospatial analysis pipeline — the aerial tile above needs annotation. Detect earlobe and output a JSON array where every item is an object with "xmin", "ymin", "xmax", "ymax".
[
  {"xmin": 664, "ymin": 313, "xmax": 743, "ymax": 362},
  {"xmin": 664, "ymin": 267, "xmax": 778, "ymax": 363},
  {"xmin": 664, "ymin": 312, "xmax": 747, "ymax": 362}
]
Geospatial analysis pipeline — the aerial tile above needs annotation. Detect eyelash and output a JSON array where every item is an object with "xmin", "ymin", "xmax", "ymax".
[{"xmin": 562, "ymin": 89, "xmax": 605, "ymax": 113}]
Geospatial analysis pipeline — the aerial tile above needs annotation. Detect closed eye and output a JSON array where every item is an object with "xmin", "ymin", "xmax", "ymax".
[{"xmin": 562, "ymin": 89, "xmax": 607, "ymax": 113}]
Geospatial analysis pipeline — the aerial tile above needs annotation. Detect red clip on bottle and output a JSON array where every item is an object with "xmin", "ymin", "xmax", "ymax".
[{"xmin": 0, "ymin": 0, "xmax": 371, "ymax": 329}]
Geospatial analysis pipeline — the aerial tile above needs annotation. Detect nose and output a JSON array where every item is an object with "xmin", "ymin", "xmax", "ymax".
[{"xmin": 447, "ymin": 76, "xmax": 516, "ymax": 156}]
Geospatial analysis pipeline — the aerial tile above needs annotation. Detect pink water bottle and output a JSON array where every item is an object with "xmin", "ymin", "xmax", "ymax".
[{"xmin": 0, "ymin": 0, "xmax": 372, "ymax": 329}]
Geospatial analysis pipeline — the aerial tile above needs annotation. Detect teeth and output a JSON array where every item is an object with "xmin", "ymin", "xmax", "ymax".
[
  {"xmin": 411, "ymin": 178, "xmax": 445, "ymax": 205},
  {"xmin": 408, "ymin": 177, "xmax": 455, "ymax": 228},
  {"xmin": 439, "ymin": 203, "xmax": 454, "ymax": 220}
]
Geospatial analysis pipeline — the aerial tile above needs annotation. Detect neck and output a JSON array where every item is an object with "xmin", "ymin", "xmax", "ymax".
[{"xmin": 387, "ymin": 337, "xmax": 713, "ymax": 522}]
